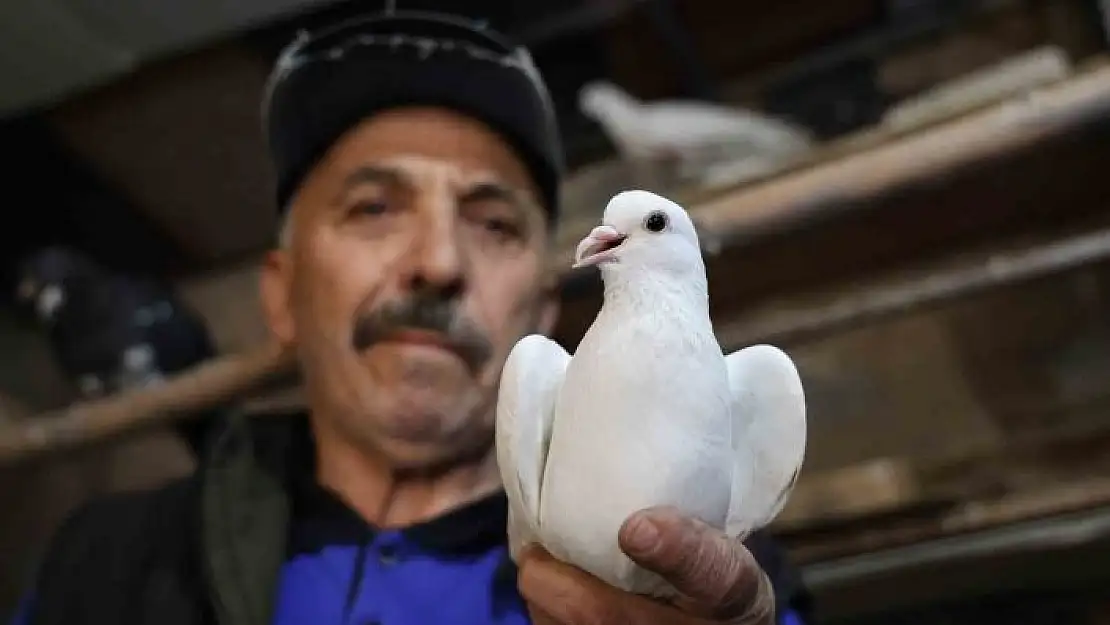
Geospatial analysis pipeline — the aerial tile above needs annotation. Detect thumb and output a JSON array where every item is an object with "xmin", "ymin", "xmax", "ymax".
[{"xmin": 619, "ymin": 506, "xmax": 774, "ymax": 622}]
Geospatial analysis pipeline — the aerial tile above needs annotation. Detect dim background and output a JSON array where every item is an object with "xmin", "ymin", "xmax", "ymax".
[{"xmin": 3, "ymin": 0, "xmax": 1110, "ymax": 622}]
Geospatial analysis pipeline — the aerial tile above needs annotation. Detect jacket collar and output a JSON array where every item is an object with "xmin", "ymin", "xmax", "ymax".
[
  {"xmin": 198, "ymin": 411, "xmax": 511, "ymax": 625},
  {"xmin": 200, "ymin": 413, "xmax": 294, "ymax": 625}
]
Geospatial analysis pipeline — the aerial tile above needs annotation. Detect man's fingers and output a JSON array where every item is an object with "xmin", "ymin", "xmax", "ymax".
[
  {"xmin": 619, "ymin": 507, "xmax": 774, "ymax": 622},
  {"xmin": 518, "ymin": 545, "xmax": 697, "ymax": 625},
  {"xmin": 526, "ymin": 602, "xmax": 561, "ymax": 625},
  {"xmin": 518, "ymin": 545, "xmax": 630, "ymax": 624}
]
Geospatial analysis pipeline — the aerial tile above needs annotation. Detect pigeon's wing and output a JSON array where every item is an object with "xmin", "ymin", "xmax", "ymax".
[
  {"xmin": 495, "ymin": 334, "xmax": 571, "ymax": 561},
  {"xmin": 723, "ymin": 344, "xmax": 807, "ymax": 538}
]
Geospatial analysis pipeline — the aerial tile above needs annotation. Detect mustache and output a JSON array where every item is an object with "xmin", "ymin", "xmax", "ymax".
[{"xmin": 351, "ymin": 292, "xmax": 493, "ymax": 371}]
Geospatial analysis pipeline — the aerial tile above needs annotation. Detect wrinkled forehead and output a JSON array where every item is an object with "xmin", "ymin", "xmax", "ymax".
[{"xmin": 338, "ymin": 154, "xmax": 514, "ymax": 195}]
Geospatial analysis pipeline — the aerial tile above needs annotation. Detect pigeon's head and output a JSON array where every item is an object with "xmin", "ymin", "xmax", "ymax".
[
  {"xmin": 573, "ymin": 190, "xmax": 702, "ymax": 277},
  {"xmin": 577, "ymin": 81, "xmax": 638, "ymax": 122},
  {"xmin": 14, "ymin": 246, "xmax": 100, "ymax": 323}
]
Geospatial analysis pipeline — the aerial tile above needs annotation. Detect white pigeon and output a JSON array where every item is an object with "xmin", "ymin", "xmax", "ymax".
[
  {"xmin": 578, "ymin": 81, "xmax": 814, "ymax": 186},
  {"xmin": 495, "ymin": 189, "xmax": 807, "ymax": 597}
]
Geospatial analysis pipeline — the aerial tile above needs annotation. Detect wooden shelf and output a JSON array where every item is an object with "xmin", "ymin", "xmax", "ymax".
[{"xmin": 802, "ymin": 497, "xmax": 1110, "ymax": 620}]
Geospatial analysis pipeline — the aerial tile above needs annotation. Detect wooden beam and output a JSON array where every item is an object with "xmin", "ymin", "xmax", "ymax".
[
  {"xmin": 803, "ymin": 498, "xmax": 1110, "ymax": 620},
  {"xmin": 775, "ymin": 457, "xmax": 928, "ymax": 528},
  {"xmin": 0, "ymin": 345, "xmax": 295, "ymax": 466},
  {"xmin": 779, "ymin": 419, "xmax": 1110, "ymax": 562},
  {"xmin": 718, "ymin": 225, "xmax": 1110, "ymax": 349},
  {"xmin": 0, "ymin": 393, "xmax": 29, "ymax": 424},
  {"xmin": 785, "ymin": 475, "xmax": 1110, "ymax": 564}
]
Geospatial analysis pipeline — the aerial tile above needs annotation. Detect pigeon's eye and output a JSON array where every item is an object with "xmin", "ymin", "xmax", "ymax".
[{"xmin": 643, "ymin": 211, "xmax": 668, "ymax": 233}]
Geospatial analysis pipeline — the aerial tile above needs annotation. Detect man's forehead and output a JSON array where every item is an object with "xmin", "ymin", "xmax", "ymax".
[
  {"xmin": 344, "ymin": 154, "xmax": 515, "ymax": 189},
  {"xmin": 317, "ymin": 108, "xmax": 538, "ymax": 193}
]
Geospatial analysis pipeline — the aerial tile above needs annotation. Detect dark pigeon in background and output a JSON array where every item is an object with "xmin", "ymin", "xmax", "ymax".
[{"xmin": 13, "ymin": 245, "xmax": 222, "ymax": 457}]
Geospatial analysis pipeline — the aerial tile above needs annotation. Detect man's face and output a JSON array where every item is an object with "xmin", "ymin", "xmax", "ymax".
[{"xmin": 261, "ymin": 107, "xmax": 557, "ymax": 469}]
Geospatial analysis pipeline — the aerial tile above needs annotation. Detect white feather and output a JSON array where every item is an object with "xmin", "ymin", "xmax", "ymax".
[
  {"xmin": 724, "ymin": 344, "xmax": 807, "ymax": 537},
  {"xmin": 495, "ymin": 334, "xmax": 570, "ymax": 561}
]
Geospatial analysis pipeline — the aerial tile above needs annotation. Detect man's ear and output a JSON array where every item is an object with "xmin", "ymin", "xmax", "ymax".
[{"xmin": 259, "ymin": 249, "xmax": 296, "ymax": 347}]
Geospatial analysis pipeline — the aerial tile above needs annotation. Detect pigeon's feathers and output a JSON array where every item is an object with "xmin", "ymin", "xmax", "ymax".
[
  {"xmin": 495, "ymin": 334, "xmax": 569, "ymax": 561},
  {"xmin": 495, "ymin": 190, "xmax": 807, "ymax": 596},
  {"xmin": 578, "ymin": 81, "xmax": 814, "ymax": 187},
  {"xmin": 14, "ymin": 245, "xmax": 221, "ymax": 455},
  {"xmin": 724, "ymin": 344, "xmax": 807, "ymax": 537}
]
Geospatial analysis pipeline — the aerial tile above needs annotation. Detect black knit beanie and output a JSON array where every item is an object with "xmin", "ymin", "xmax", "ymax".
[{"xmin": 261, "ymin": 11, "xmax": 564, "ymax": 221}]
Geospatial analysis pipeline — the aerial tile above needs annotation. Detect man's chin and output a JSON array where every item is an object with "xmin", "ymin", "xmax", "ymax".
[
  {"xmin": 374, "ymin": 422, "xmax": 494, "ymax": 473},
  {"xmin": 372, "ymin": 390, "xmax": 493, "ymax": 469},
  {"xmin": 380, "ymin": 405, "xmax": 450, "ymax": 442}
]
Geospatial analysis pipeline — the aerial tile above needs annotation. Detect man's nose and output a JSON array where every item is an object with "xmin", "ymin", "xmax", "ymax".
[{"xmin": 406, "ymin": 215, "xmax": 466, "ymax": 297}]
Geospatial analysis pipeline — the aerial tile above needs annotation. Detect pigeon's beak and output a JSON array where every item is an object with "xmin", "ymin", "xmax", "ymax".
[{"xmin": 574, "ymin": 225, "xmax": 627, "ymax": 268}]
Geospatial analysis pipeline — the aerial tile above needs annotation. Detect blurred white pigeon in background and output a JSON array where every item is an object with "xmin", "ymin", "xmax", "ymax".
[
  {"xmin": 578, "ymin": 81, "xmax": 815, "ymax": 188},
  {"xmin": 495, "ymin": 189, "xmax": 807, "ymax": 597}
]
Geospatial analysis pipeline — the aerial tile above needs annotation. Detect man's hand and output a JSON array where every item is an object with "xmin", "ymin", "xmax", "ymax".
[{"xmin": 517, "ymin": 506, "xmax": 775, "ymax": 625}]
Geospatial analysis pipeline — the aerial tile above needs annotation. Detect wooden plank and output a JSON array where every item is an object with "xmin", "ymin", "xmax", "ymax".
[
  {"xmin": 803, "ymin": 501, "xmax": 1110, "ymax": 620},
  {"xmin": 781, "ymin": 424, "xmax": 1110, "ymax": 555},
  {"xmin": 784, "ymin": 476, "xmax": 1110, "ymax": 563},
  {"xmin": 776, "ymin": 457, "xmax": 930, "ymax": 527},
  {"xmin": 0, "ymin": 393, "xmax": 29, "ymax": 425},
  {"xmin": 717, "ymin": 225, "xmax": 1110, "ymax": 348},
  {"xmin": 0, "ymin": 345, "xmax": 295, "ymax": 466}
]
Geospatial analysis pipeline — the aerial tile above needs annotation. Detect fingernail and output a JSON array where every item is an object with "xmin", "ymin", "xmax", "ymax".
[{"xmin": 623, "ymin": 515, "xmax": 660, "ymax": 555}]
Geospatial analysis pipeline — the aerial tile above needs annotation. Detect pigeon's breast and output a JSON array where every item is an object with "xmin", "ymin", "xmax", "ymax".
[
  {"xmin": 558, "ymin": 316, "xmax": 732, "ymax": 447},
  {"xmin": 538, "ymin": 313, "xmax": 734, "ymax": 586}
]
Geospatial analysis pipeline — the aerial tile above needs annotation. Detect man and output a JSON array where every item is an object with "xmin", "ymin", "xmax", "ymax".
[{"xmin": 14, "ymin": 11, "xmax": 810, "ymax": 625}]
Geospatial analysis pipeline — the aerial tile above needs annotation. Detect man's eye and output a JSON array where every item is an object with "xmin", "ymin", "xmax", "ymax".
[
  {"xmin": 483, "ymin": 217, "xmax": 523, "ymax": 240},
  {"xmin": 350, "ymin": 200, "xmax": 390, "ymax": 217}
]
